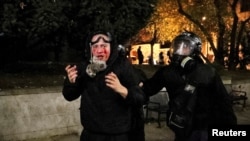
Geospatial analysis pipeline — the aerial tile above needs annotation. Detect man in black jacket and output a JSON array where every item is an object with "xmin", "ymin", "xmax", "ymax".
[
  {"xmin": 142, "ymin": 31, "xmax": 237, "ymax": 141},
  {"xmin": 62, "ymin": 30, "xmax": 145, "ymax": 141}
]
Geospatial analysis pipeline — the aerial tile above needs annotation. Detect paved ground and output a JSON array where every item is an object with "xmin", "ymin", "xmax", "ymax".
[
  {"xmin": 22, "ymin": 122, "xmax": 174, "ymax": 141},
  {"xmin": 23, "ymin": 105, "xmax": 250, "ymax": 141}
]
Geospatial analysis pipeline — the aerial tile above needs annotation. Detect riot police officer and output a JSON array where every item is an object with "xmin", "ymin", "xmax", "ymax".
[{"xmin": 142, "ymin": 31, "xmax": 237, "ymax": 141}]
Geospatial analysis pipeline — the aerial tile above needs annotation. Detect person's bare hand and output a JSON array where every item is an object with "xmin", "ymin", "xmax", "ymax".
[
  {"xmin": 65, "ymin": 65, "xmax": 78, "ymax": 83},
  {"xmin": 105, "ymin": 72, "xmax": 128, "ymax": 98}
]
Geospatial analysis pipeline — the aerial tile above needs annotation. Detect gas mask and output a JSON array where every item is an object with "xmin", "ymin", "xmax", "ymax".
[
  {"xmin": 86, "ymin": 56, "xmax": 107, "ymax": 78},
  {"xmin": 171, "ymin": 55, "xmax": 196, "ymax": 71},
  {"xmin": 170, "ymin": 33, "xmax": 199, "ymax": 71}
]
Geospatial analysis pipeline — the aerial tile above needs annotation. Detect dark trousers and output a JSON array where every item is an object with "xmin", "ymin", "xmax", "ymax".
[
  {"xmin": 80, "ymin": 130, "xmax": 128, "ymax": 141},
  {"xmin": 175, "ymin": 130, "xmax": 208, "ymax": 141},
  {"xmin": 128, "ymin": 126, "xmax": 145, "ymax": 141}
]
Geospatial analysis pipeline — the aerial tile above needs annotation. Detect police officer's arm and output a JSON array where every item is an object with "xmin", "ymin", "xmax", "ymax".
[{"xmin": 142, "ymin": 67, "xmax": 167, "ymax": 97}]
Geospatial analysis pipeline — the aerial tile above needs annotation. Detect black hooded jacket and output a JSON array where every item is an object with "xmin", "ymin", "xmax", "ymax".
[{"xmin": 62, "ymin": 31, "xmax": 144, "ymax": 134}]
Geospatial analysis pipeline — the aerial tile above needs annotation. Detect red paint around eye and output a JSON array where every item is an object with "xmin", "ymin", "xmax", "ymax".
[{"xmin": 91, "ymin": 34, "xmax": 111, "ymax": 62}]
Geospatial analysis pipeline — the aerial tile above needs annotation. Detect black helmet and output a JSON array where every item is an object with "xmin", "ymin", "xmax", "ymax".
[
  {"xmin": 170, "ymin": 31, "xmax": 202, "ymax": 58},
  {"xmin": 169, "ymin": 32, "xmax": 203, "ymax": 70}
]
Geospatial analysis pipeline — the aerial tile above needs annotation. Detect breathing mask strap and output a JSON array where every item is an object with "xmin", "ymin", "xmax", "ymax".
[
  {"xmin": 89, "ymin": 43, "xmax": 93, "ymax": 64},
  {"xmin": 180, "ymin": 56, "xmax": 193, "ymax": 68}
]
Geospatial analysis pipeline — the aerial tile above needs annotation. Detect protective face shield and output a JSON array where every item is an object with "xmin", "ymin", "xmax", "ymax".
[
  {"xmin": 170, "ymin": 32, "xmax": 201, "ymax": 57},
  {"xmin": 170, "ymin": 32, "xmax": 202, "ymax": 70},
  {"xmin": 171, "ymin": 38, "xmax": 195, "ymax": 56}
]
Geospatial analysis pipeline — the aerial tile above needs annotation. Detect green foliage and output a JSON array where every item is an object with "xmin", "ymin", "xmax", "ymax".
[
  {"xmin": 137, "ymin": 0, "xmax": 250, "ymax": 70},
  {"xmin": 75, "ymin": 0, "xmax": 157, "ymax": 44},
  {"xmin": 0, "ymin": 0, "xmax": 158, "ymax": 63},
  {"xmin": 136, "ymin": 0, "xmax": 197, "ymax": 43},
  {"xmin": 1, "ymin": 0, "xmax": 157, "ymax": 42}
]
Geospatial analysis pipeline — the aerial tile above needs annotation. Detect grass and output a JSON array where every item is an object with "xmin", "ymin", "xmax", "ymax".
[{"xmin": 0, "ymin": 62, "xmax": 66, "ymax": 90}]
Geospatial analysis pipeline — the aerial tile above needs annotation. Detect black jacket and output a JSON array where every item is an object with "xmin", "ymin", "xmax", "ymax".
[
  {"xmin": 62, "ymin": 30, "xmax": 144, "ymax": 134},
  {"xmin": 143, "ymin": 62, "xmax": 237, "ymax": 129}
]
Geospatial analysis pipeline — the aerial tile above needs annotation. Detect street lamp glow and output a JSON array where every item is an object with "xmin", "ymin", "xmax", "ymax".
[{"xmin": 202, "ymin": 16, "xmax": 206, "ymax": 21}]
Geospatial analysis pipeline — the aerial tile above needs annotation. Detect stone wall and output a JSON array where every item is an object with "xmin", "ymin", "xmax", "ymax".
[
  {"xmin": 0, "ymin": 79, "xmax": 249, "ymax": 141},
  {"xmin": 0, "ymin": 87, "xmax": 81, "ymax": 141}
]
